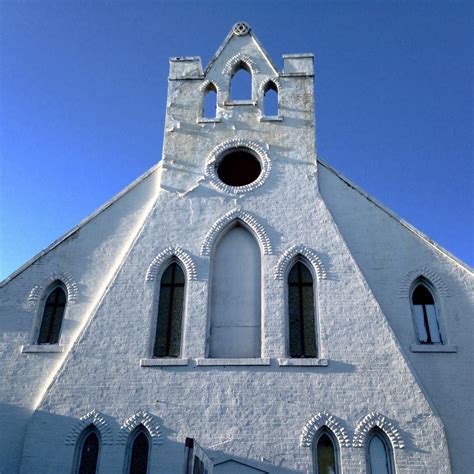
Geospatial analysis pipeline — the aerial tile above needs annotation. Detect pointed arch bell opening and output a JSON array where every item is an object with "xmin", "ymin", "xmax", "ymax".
[
  {"xmin": 230, "ymin": 61, "xmax": 252, "ymax": 101},
  {"xmin": 263, "ymin": 81, "xmax": 278, "ymax": 116},
  {"xmin": 209, "ymin": 222, "xmax": 261, "ymax": 358}
]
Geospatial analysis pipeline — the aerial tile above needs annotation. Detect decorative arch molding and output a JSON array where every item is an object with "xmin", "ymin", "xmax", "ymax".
[
  {"xmin": 399, "ymin": 267, "xmax": 450, "ymax": 298},
  {"xmin": 118, "ymin": 410, "xmax": 162, "ymax": 445},
  {"xmin": 353, "ymin": 412, "xmax": 404, "ymax": 449},
  {"xmin": 274, "ymin": 245, "xmax": 327, "ymax": 281},
  {"xmin": 260, "ymin": 76, "xmax": 281, "ymax": 93},
  {"xmin": 201, "ymin": 208, "xmax": 273, "ymax": 256},
  {"xmin": 27, "ymin": 272, "xmax": 78, "ymax": 310},
  {"xmin": 223, "ymin": 53, "xmax": 260, "ymax": 75},
  {"xmin": 145, "ymin": 246, "xmax": 197, "ymax": 282},
  {"xmin": 65, "ymin": 409, "xmax": 113, "ymax": 446},
  {"xmin": 199, "ymin": 79, "xmax": 220, "ymax": 93},
  {"xmin": 300, "ymin": 411, "xmax": 350, "ymax": 448},
  {"xmin": 205, "ymin": 138, "xmax": 272, "ymax": 195}
]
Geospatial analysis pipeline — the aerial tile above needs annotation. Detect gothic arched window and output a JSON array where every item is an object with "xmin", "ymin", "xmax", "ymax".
[
  {"xmin": 203, "ymin": 83, "xmax": 217, "ymax": 118},
  {"xmin": 263, "ymin": 81, "xmax": 278, "ymax": 116},
  {"xmin": 126, "ymin": 427, "xmax": 150, "ymax": 474},
  {"xmin": 75, "ymin": 426, "xmax": 100, "ymax": 474},
  {"xmin": 230, "ymin": 62, "xmax": 252, "ymax": 100},
  {"xmin": 366, "ymin": 429, "xmax": 395, "ymax": 474},
  {"xmin": 411, "ymin": 280, "xmax": 442, "ymax": 344},
  {"xmin": 153, "ymin": 262, "xmax": 185, "ymax": 357},
  {"xmin": 288, "ymin": 260, "xmax": 317, "ymax": 358},
  {"xmin": 313, "ymin": 428, "xmax": 339, "ymax": 474},
  {"xmin": 38, "ymin": 283, "xmax": 67, "ymax": 344}
]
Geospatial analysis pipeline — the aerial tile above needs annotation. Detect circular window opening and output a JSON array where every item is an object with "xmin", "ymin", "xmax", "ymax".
[{"xmin": 216, "ymin": 149, "xmax": 262, "ymax": 187}]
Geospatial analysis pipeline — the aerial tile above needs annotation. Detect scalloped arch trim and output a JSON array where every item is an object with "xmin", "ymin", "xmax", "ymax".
[
  {"xmin": 28, "ymin": 272, "xmax": 78, "ymax": 309},
  {"xmin": 274, "ymin": 245, "xmax": 327, "ymax": 280},
  {"xmin": 205, "ymin": 138, "xmax": 272, "ymax": 195},
  {"xmin": 353, "ymin": 412, "xmax": 404, "ymax": 449},
  {"xmin": 118, "ymin": 410, "xmax": 162, "ymax": 445},
  {"xmin": 260, "ymin": 76, "xmax": 281, "ymax": 93},
  {"xmin": 201, "ymin": 209, "xmax": 272, "ymax": 256},
  {"xmin": 199, "ymin": 80, "xmax": 220, "ymax": 93},
  {"xmin": 399, "ymin": 267, "xmax": 450, "ymax": 298},
  {"xmin": 300, "ymin": 412, "xmax": 350, "ymax": 448},
  {"xmin": 65, "ymin": 409, "xmax": 113, "ymax": 445},
  {"xmin": 145, "ymin": 246, "xmax": 197, "ymax": 282},
  {"xmin": 223, "ymin": 53, "xmax": 259, "ymax": 75}
]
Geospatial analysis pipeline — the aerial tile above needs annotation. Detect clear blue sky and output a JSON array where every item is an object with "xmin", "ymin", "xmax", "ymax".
[{"xmin": 0, "ymin": 1, "xmax": 472, "ymax": 279}]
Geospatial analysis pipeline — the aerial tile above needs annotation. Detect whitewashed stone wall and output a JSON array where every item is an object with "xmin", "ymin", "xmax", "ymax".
[{"xmin": 0, "ymin": 23, "xmax": 471, "ymax": 474}]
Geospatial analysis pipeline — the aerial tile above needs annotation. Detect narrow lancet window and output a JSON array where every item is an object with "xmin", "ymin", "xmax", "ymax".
[
  {"xmin": 288, "ymin": 261, "xmax": 317, "ymax": 357},
  {"xmin": 127, "ymin": 428, "xmax": 150, "ymax": 474},
  {"xmin": 314, "ymin": 429, "xmax": 339, "ymax": 474},
  {"xmin": 230, "ymin": 62, "xmax": 252, "ymax": 100},
  {"xmin": 263, "ymin": 81, "xmax": 278, "ymax": 116},
  {"xmin": 153, "ymin": 262, "xmax": 185, "ymax": 357},
  {"xmin": 412, "ymin": 282, "xmax": 442, "ymax": 344},
  {"xmin": 76, "ymin": 427, "xmax": 100, "ymax": 474},
  {"xmin": 38, "ymin": 284, "xmax": 66, "ymax": 344},
  {"xmin": 203, "ymin": 83, "xmax": 217, "ymax": 118},
  {"xmin": 367, "ymin": 429, "xmax": 394, "ymax": 474}
]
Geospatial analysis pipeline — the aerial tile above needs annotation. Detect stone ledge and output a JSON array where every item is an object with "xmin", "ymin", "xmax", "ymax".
[
  {"xmin": 21, "ymin": 344, "xmax": 65, "ymax": 353},
  {"xmin": 278, "ymin": 358, "xmax": 328, "ymax": 366},
  {"xmin": 223, "ymin": 100, "xmax": 257, "ymax": 107},
  {"xmin": 140, "ymin": 358, "xmax": 190, "ymax": 367},
  {"xmin": 260, "ymin": 115, "xmax": 283, "ymax": 122},
  {"xmin": 197, "ymin": 118, "xmax": 221, "ymax": 124},
  {"xmin": 195, "ymin": 358, "xmax": 271, "ymax": 366},
  {"xmin": 410, "ymin": 344, "xmax": 457, "ymax": 353}
]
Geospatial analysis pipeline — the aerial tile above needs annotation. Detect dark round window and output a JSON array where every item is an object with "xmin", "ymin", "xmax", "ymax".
[{"xmin": 216, "ymin": 149, "xmax": 262, "ymax": 187}]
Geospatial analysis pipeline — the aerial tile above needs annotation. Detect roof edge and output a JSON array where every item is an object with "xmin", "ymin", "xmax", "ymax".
[
  {"xmin": 317, "ymin": 158, "xmax": 473, "ymax": 274},
  {"xmin": 0, "ymin": 162, "xmax": 162, "ymax": 287}
]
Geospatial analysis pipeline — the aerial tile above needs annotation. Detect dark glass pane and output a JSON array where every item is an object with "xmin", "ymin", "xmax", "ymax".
[
  {"xmin": 317, "ymin": 433, "xmax": 336, "ymax": 474},
  {"xmin": 368, "ymin": 432, "xmax": 391, "ymax": 474},
  {"xmin": 78, "ymin": 431, "xmax": 99, "ymax": 474},
  {"xmin": 299, "ymin": 262, "xmax": 313, "ymax": 284},
  {"xmin": 129, "ymin": 432, "xmax": 149, "ymax": 474},
  {"xmin": 288, "ymin": 286, "xmax": 302, "ymax": 357},
  {"xmin": 38, "ymin": 287, "xmax": 66, "ymax": 344},
  {"xmin": 153, "ymin": 263, "xmax": 185, "ymax": 357},
  {"xmin": 302, "ymin": 286, "xmax": 317, "ymax": 357},
  {"xmin": 288, "ymin": 264, "xmax": 299, "ymax": 284},
  {"xmin": 412, "ymin": 284, "xmax": 434, "ymax": 305}
]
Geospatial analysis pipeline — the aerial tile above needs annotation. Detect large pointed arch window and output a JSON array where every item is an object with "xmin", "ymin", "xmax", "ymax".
[
  {"xmin": 126, "ymin": 427, "xmax": 151, "ymax": 474},
  {"xmin": 366, "ymin": 429, "xmax": 395, "ymax": 474},
  {"xmin": 38, "ymin": 283, "xmax": 67, "ymax": 344},
  {"xmin": 153, "ymin": 262, "xmax": 185, "ymax": 357},
  {"xmin": 313, "ymin": 428, "xmax": 339, "ymax": 474},
  {"xmin": 75, "ymin": 426, "xmax": 100, "ymax": 474},
  {"xmin": 411, "ymin": 280, "xmax": 442, "ymax": 344},
  {"xmin": 230, "ymin": 61, "xmax": 252, "ymax": 100},
  {"xmin": 288, "ymin": 260, "xmax": 317, "ymax": 358}
]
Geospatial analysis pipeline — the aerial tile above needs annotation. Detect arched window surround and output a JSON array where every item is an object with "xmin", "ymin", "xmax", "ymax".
[
  {"xmin": 35, "ymin": 280, "xmax": 68, "ymax": 345},
  {"xmin": 72, "ymin": 424, "xmax": 101, "ymax": 474},
  {"xmin": 123, "ymin": 425, "xmax": 152, "ymax": 474},
  {"xmin": 284, "ymin": 255, "xmax": 320, "ymax": 359},
  {"xmin": 410, "ymin": 277, "xmax": 445, "ymax": 345},
  {"xmin": 149, "ymin": 257, "xmax": 188, "ymax": 359},
  {"xmin": 365, "ymin": 427, "xmax": 396, "ymax": 474},
  {"xmin": 312, "ymin": 427, "xmax": 341, "ymax": 474},
  {"xmin": 206, "ymin": 220, "xmax": 262, "ymax": 360}
]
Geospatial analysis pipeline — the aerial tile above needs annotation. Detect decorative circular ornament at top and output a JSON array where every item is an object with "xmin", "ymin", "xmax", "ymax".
[
  {"xmin": 205, "ymin": 139, "xmax": 271, "ymax": 195},
  {"xmin": 233, "ymin": 22, "xmax": 250, "ymax": 36}
]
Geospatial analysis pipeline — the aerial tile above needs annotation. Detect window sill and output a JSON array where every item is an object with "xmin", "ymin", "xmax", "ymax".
[
  {"xmin": 140, "ymin": 358, "xmax": 190, "ymax": 367},
  {"xmin": 195, "ymin": 358, "xmax": 271, "ymax": 366},
  {"xmin": 278, "ymin": 358, "xmax": 328, "ymax": 367},
  {"xmin": 21, "ymin": 344, "xmax": 65, "ymax": 353},
  {"xmin": 224, "ymin": 100, "xmax": 257, "ymax": 107},
  {"xmin": 260, "ymin": 115, "xmax": 283, "ymax": 122},
  {"xmin": 197, "ymin": 118, "xmax": 221, "ymax": 124},
  {"xmin": 410, "ymin": 344, "xmax": 457, "ymax": 353}
]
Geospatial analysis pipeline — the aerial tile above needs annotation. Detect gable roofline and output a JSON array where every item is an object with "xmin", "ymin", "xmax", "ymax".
[
  {"xmin": 204, "ymin": 22, "xmax": 279, "ymax": 76},
  {"xmin": 318, "ymin": 158, "xmax": 473, "ymax": 274},
  {"xmin": 0, "ymin": 162, "xmax": 162, "ymax": 288}
]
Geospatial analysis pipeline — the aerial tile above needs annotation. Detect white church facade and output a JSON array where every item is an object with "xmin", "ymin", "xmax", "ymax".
[{"xmin": 0, "ymin": 22, "xmax": 472, "ymax": 473}]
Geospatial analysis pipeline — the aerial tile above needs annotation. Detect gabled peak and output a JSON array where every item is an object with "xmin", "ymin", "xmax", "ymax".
[{"xmin": 204, "ymin": 21, "xmax": 279, "ymax": 76}]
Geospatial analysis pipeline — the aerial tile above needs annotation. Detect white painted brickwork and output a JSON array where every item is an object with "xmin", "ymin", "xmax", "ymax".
[{"xmin": 0, "ymin": 23, "xmax": 472, "ymax": 473}]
